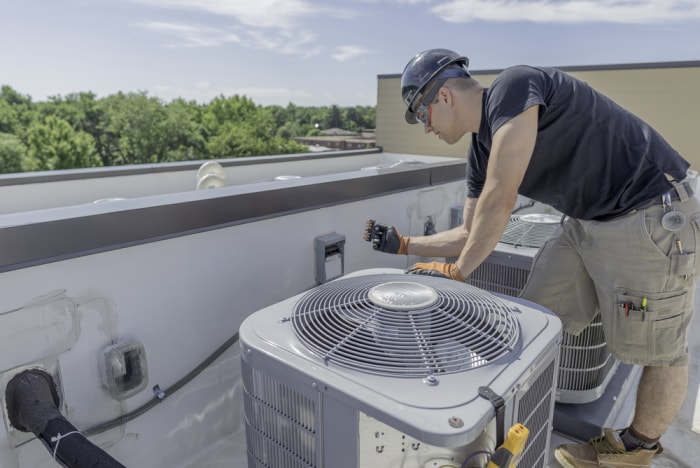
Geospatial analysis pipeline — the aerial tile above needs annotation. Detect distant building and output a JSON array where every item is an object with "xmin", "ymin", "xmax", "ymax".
[{"xmin": 294, "ymin": 129, "xmax": 376, "ymax": 152}]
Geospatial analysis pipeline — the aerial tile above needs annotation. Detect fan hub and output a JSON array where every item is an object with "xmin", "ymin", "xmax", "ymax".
[{"xmin": 368, "ymin": 281, "xmax": 439, "ymax": 311}]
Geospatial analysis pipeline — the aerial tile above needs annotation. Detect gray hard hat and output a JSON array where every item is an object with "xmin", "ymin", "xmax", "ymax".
[{"xmin": 401, "ymin": 49, "xmax": 470, "ymax": 124}]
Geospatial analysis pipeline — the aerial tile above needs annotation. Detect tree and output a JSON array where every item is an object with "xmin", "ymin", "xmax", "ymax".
[
  {"xmin": 275, "ymin": 121, "xmax": 297, "ymax": 140},
  {"xmin": 207, "ymin": 123, "xmax": 263, "ymax": 158},
  {"xmin": 161, "ymin": 98, "xmax": 207, "ymax": 161},
  {"xmin": 343, "ymin": 107, "xmax": 360, "ymax": 132},
  {"xmin": 23, "ymin": 116, "xmax": 101, "ymax": 171},
  {"xmin": 267, "ymin": 105, "xmax": 289, "ymax": 128},
  {"xmin": 207, "ymin": 120, "xmax": 306, "ymax": 159},
  {"xmin": 0, "ymin": 100, "xmax": 21, "ymax": 134},
  {"xmin": 0, "ymin": 132, "xmax": 26, "ymax": 174},
  {"xmin": 0, "ymin": 85, "xmax": 31, "ymax": 107},
  {"xmin": 96, "ymin": 92, "xmax": 169, "ymax": 165},
  {"xmin": 1, "ymin": 86, "xmax": 36, "ymax": 140},
  {"xmin": 0, "ymin": 84, "xmax": 375, "ymax": 171},
  {"xmin": 322, "ymin": 105, "xmax": 343, "ymax": 129},
  {"xmin": 204, "ymin": 95, "xmax": 260, "ymax": 131},
  {"xmin": 203, "ymin": 94, "xmax": 304, "ymax": 158}
]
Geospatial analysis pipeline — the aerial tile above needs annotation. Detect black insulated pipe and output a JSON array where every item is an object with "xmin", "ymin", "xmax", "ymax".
[{"xmin": 5, "ymin": 369, "xmax": 126, "ymax": 468}]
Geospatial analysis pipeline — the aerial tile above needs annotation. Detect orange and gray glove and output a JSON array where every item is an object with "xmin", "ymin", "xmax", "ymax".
[
  {"xmin": 406, "ymin": 261, "xmax": 466, "ymax": 282},
  {"xmin": 364, "ymin": 220, "xmax": 409, "ymax": 254}
]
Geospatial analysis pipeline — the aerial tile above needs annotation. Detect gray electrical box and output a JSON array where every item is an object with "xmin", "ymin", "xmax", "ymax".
[
  {"xmin": 449, "ymin": 204, "xmax": 464, "ymax": 229},
  {"xmin": 315, "ymin": 233, "xmax": 345, "ymax": 283},
  {"xmin": 99, "ymin": 338, "xmax": 148, "ymax": 400}
]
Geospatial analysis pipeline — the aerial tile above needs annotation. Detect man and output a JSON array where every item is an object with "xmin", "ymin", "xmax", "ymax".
[{"xmin": 365, "ymin": 48, "xmax": 698, "ymax": 467}]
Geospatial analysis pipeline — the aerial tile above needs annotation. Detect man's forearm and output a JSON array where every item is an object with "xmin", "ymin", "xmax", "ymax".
[
  {"xmin": 406, "ymin": 226, "xmax": 468, "ymax": 257},
  {"xmin": 455, "ymin": 190, "xmax": 514, "ymax": 278}
]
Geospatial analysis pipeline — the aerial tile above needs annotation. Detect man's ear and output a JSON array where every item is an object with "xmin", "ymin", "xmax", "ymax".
[{"xmin": 441, "ymin": 87, "xmax": 452, "ymax": 104}]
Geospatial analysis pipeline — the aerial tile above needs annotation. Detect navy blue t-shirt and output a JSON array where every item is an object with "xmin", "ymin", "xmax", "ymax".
[{"xmin": 466, "ymin": 65, "xmax": 690, "ymax": 220}]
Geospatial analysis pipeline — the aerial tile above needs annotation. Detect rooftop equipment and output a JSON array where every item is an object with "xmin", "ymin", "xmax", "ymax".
[{"xmin": 240, "ymin": 269, "xmax": 561, "ymax": 468}]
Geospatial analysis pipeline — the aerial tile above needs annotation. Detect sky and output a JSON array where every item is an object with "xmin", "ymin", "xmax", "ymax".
[{"xmin": 0, "ymin": 0, "xmax": 698, "ymax": 107}]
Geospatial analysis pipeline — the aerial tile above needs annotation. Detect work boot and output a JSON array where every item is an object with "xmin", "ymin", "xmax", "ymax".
[{"xmin": 554, "ymin": 428, "xmax": 663, "ymax": 468}]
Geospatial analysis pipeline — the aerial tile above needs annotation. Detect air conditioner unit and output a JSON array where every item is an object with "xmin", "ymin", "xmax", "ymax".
[
  {"xmin": 466, "ymin": 213, "xmax": 619, "ymax": 404},
  {"xmin": 240, "ymin": 268, "xmax": 561, "ymax": 468}
]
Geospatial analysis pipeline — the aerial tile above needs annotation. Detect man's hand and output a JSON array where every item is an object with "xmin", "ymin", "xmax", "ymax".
[
  {"xmin": 364, "ymin": 220, "xmax": 409, "ymax": 254},
  {"xmin": 406, "ymin": 261, "xmax": 466, "ymax": 282}
]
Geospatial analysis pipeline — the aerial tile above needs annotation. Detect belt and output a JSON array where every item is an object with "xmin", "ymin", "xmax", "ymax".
[
  {"xmin": 634, "ymin": 180, "xmax": 695, "ymax": 213},
  {"xmin": 657, "ymin": 180, "xmax": 694, "ymax": 204},
  {"xmin": 595, "ymin": 180, "xmax": 695, "ymax": 221}
]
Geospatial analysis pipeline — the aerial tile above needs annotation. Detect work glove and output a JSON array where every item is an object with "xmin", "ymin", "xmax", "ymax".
[
  {"xmin": 406, "ymin": 261, "xmax": 466, "ymax": 282},
  {"xmin": 364, "ymin": 220, "xmax": 409, "ymax": 254}
]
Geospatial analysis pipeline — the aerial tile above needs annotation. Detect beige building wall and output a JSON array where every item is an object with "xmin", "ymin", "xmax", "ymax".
[{"xmin": 376, "ymin": 62, "xmax": 700, "ymax": 169}]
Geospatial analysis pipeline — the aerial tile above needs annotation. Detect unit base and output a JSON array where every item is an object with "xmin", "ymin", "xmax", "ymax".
[{"xmin": 552, "ymin": 363, "xmax": 642, "ymax": 441}]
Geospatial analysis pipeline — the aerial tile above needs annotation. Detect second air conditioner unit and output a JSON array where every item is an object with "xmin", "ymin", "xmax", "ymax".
[{"xmin": 465, "ymin": 213, "xmax": 619, "ymax": 404}]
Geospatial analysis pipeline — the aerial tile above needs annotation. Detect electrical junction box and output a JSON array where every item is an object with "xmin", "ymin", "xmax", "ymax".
[
  {"xmin": 99, "ymin": 338, "xmax": 148, "ymax": 400},
  {"xmin": 314, "ymin": 233, "xmax": 345, "ymax": 284}
]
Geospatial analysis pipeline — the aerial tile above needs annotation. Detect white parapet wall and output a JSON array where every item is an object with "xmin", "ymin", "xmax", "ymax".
[{"xmin": 0, "ymin": 151, "xmax": 467, "ymax": 468}]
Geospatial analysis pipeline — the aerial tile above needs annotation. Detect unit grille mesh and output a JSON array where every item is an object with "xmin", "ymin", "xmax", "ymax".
[
  {"xmin": 517, "ymin": 356, "xmax": 557, "ymax": 468},
  {"xmin": 500, "ymin": 214, "xmax": 560, "ymax": 248},
  {"xmin": 468, "ymin": 263, "xmax": 530, "ymax": 297},
  {"xmin": 558, "ymin": 316, "xmax": 617, "ymax": 392},
  {"xmin": 292, "ymin": 274, "xmax": 520, "ymax": 377},
  {"xmin": 242, "ymin": 361, "xmax": 318, "ymax": 468}
]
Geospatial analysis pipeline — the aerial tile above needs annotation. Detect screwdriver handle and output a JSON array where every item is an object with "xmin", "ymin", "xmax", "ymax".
[{"xmin": 486, "ymin": 423, "xmax": 529, "ymax": 468}]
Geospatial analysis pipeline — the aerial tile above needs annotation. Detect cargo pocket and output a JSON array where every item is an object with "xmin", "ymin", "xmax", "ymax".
[
  {"xmin": 669, "ymin": 212, "xmax": 700, "ymax": 279},
  {"xmin": 613, "ymin": 288, "xmax": 688, "ymax": 362},
  {"xmin": 670, "ymin": 252, "xmax": 695, "ymax": 278}
]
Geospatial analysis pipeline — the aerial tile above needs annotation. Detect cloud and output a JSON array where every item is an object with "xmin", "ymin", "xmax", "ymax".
[
  {"xmin": 129, "ymin": 0, "xmax": 314, "ymax": 29},
  {"xmin": 134, "ymin": 20, "xmax": 319, "ymax": 55},
  {"xmin": 431, "ymin": 0, "xmax": 700, "ymax": 24},
  {"xmin": 135, "ymin": 21, "xmax": 241, "ymax": 47},
  {"xmin": 128, "ymin": 0, "xmax": 358, "ymax": 28},
  {"xmin": 351, "ymin": 0, "xmax": 431, "ymax": 3},
  {"xmin": 244, "ymin": 29, "xmax": 321, "ymax": 57},
  {"xmin": 128, "ymin": 0, "xmax": 361, "ymax": 58},
  {"xmin": 332, "ymin": 45, "xmax": 373, "ymax": 62}
]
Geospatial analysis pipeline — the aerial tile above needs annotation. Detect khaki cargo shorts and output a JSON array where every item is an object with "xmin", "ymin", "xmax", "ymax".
[{"xmin": 520, "ymin": 182, "xmax": 700, "ymax": 367}]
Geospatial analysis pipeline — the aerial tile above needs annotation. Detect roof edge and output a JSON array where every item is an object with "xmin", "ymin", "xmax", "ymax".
[{"xmin": 378, "ymin": 59, "xmax": 700, "ymax": 79}]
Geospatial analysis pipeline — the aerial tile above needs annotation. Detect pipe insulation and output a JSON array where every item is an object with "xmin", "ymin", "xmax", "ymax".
[{"xmin": 5, "ymin": 369, "xmax": 126, "ymax": 468}]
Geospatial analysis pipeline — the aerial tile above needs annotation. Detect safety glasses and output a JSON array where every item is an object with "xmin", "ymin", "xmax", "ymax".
[
  {"xmin": 414, "ymin": 102, "xmax": 433, "ymax": 126},
  {"xmin": 410, "ymin": 65, "xmax": 469, "ymax": 126},
  {"xmin": 412, "ymin": 82, "xmax": 441, "ymax": 126}
]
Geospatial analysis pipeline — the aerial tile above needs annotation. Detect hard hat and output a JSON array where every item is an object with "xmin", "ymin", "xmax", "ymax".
[{"xmin": 401, "ymin": 49, "xmax": 469, "ymax": 124}]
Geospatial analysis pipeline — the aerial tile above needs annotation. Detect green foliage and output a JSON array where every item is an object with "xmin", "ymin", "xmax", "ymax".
[
  {"xmin": 0, "ymin": 101, "xmax": 20, "ymax": 134},
  {"xmin": 161, "ymin": 98, "xmax": 207, "ymax": 162},
  {"xmin": 1, "ymin": 85, "xmax": 31, "ymax": 106},
  {"xmin": 24, "ymin": 116, "xmax": 101, "ymax": 171},
  {"xmin": 323, "ymin": 105, "xmax": 343, "ymax": 129},
  {"xmin": 1, "ymin": 86, "xmax": 35, "ymax": 140},
  {"xmin": 96, "ymin": 92, "xmax": 172, "ymax": 165},
  {"xmin": 0, "ymin": 132, "xmax": 27, "ymax": 174},
  {"xmin": 0, "ymin": 84, "xmax": 375, "ymax": 172}
]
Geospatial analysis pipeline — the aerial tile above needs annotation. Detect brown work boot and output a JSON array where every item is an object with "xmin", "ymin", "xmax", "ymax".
[{"xmin": 554, "ymin": 428, "xmax": 663, "ymax": 467}]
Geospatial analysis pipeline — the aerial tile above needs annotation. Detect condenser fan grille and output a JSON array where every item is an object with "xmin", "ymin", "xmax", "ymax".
[
  {"xmin": 291, "ymin": 274, "xmax": 520, "ymax": 377},
  {"xmin": 500, "ymin": 214, "xmax": 560, "ymax": 248}
]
